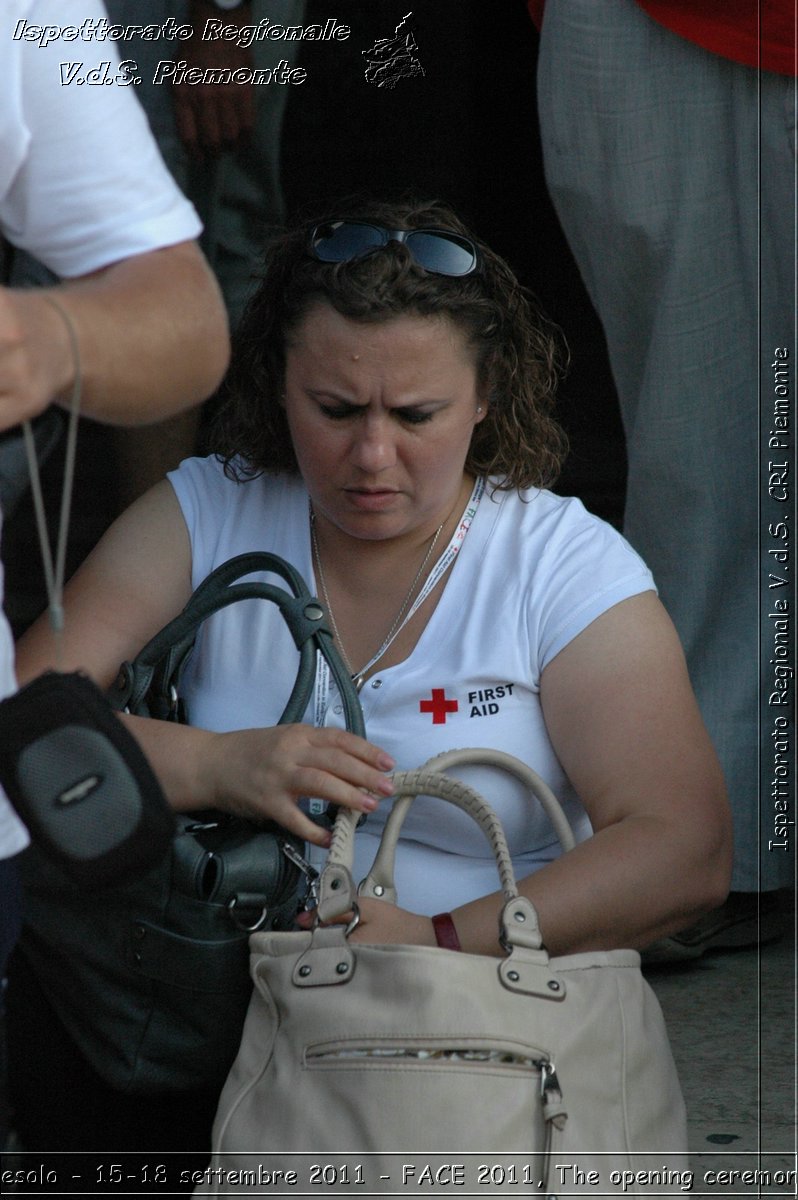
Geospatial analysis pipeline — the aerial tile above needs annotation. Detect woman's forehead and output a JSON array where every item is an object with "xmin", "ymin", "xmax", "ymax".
[
  {"xmin": 283, "ymin": 307, "xmax": 481, "ymax": 404},
  {"xmin": 287, "ymin": 301, "xmax": 473, "ymax": 356}
]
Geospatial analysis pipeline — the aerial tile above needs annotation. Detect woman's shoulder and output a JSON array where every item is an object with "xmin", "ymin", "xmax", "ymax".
[
  {"xmin": 167, "ymin": 458, "xmax": 309, "ymax": 579},
  {"xmin": 478, "ymin": 482, "xmax": 656, "ymax": 671},
  {"xmin": 486, "ymin": 481, "xmax": 634, "ymax": 554},
  {"xmin": 482, "ymin": 479, "xmax": 654, "ymax": 595},
  {"xmin": 168, "ymin": 455, "xmax": 305, "ymax": 507}
]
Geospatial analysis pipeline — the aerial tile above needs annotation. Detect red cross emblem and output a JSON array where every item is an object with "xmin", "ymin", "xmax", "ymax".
[{"xmin": 419, "ymin": 688, "xmax": 459, "ymax": 725}]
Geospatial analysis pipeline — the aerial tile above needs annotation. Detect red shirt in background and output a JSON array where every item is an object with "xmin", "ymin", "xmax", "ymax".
[{"xmin": 527, "ymin": 0, "xmax": 795, "ymax": 76}]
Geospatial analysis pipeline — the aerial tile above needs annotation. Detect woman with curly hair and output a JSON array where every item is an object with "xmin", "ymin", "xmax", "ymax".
[{"xmin": 12, "ymin": 199, "xmax": 730, "ymax": 1153}]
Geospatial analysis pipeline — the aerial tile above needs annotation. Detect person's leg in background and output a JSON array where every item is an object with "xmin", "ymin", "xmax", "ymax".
[
  {"xmin": 184, "ymin": 0, "xmax": 306, "ymax": 332},
  {"xmin": 105, "ymin": 0, "xmax": 204, "ymax": 512},
  {"xmin": 537, "ymin": 0, "xmax": 794, "ymax": 953}
]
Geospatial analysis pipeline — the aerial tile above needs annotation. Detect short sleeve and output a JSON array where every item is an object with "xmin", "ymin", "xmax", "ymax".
[
  {"xmin": 167, "ymin": 456, "xmax": 235, "ymax": 589},
  {"xmin": 1, "ymin": 0, "xmax": 200, "ymax": 277},
  {"xmin": 528, "ymin": 497, "xmax": 656, "ymax": 673}
]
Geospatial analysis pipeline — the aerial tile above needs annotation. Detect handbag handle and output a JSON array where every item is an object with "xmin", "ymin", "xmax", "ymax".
[
  {"xmin": 317, "ymin": 752, "xmax": 575, "ymax": 961},
  {"xmin": 109, "ymin": 551, "xmax": 364, "ymax": 738},
  {"xmin": 314, "ymin": 765, "xmax": 570, "ymax": 994},
  {"xmin": 360, "ymin": 748, "xmax": 577, "ymax": 904},
  {"xmin": 320, "ymin": 749, "xmax": 576, "ymax": 918},
  {"xmin": 305, "ymin": 756, "xmax": 573, "ymax": 996}
]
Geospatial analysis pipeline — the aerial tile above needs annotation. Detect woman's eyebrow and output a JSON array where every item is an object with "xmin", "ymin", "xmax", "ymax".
[
  {"xmin": 308, "ymin": 389, "xmax": 364, "ymax": 407},
  {"xmin": 308, "ymin": 390, "xmax": 447, "ymax": 410}
]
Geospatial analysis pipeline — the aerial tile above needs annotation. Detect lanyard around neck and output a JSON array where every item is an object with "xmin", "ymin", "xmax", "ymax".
[{"xmin": 312, "ymin": 475, "xmax": 485, "ymax": 720}]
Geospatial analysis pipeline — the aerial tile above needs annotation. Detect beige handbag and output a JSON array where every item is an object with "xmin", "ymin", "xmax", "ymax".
[{"xmin": 201, "ymin": 751, "xmax": 688, "ymax": 1197}]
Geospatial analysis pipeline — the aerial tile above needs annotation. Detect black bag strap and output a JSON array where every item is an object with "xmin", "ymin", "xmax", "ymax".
[{"xmin": 108, "ymin": 551, "xmax": 364, "ymax": 739}]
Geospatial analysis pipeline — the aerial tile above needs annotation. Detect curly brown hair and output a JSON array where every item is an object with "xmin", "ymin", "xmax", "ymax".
[{"xmin": 210, "ymin": 198, "xmax": 568, "ymax": 492}]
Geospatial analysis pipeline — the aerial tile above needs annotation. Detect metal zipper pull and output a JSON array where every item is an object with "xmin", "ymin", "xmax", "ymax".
[
  {"xmin": 281, "ymin": 839, "xmax": 321, "ymax": 910},
  {"xmin": 540, "ymin": 1059, "xmax": 562, "ymax": 1099}
]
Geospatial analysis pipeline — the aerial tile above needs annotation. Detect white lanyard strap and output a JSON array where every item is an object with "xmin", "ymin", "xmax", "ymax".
[
  {"xmin": 307, "ymin": 477, "xmax": 484, "ymax": 821},
  {"xmin": 23, "ymin": 295, "xmax": 82, "ymax": 662},
  {"xmin": 374, "ymin": 474, "xmax": 485, "ymax": 654},
  {"xmin": 313, "ymin": 475, "xmax": 485, "ymax": 718}
]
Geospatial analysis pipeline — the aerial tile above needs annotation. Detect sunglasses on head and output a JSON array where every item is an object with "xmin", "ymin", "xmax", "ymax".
[{"xmin": 308, "ymin": 220, "xmax": 479, "ymax": 277}]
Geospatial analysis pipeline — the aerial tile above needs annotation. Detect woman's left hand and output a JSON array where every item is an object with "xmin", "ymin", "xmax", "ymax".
[{"xmin": 296, "ymin": 897, "xmax": 437, "ymax": 948}]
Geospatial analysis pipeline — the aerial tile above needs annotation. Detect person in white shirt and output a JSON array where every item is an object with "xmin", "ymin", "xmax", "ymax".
[
  {"xmin": 0, "ymin": 0, "xmax": 229, "ymax": 1085},
  {"xmin": 13, "ymin": 199, "xmax": 731, "ymax": 1152}
]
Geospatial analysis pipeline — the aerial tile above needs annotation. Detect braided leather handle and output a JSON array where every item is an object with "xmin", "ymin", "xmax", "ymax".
[
  {"xmin": 423, "ymin": 749, "xmax": 576, "ymax": 854},
  {"xmin": 318, "ymin": 750, "xmax": 576, "ymax": 922},
  {"xmin": 363, "ymin": 750, "xmax": 575, "ymax": 904},
  {"xmin": 318, "ymin": 770, "xmax": 518, "ymax": 921}
]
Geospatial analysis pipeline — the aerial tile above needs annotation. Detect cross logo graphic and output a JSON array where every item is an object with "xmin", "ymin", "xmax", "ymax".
[{"xmin": 419, "ymin": 688, "xmax": 459, "ymax": 725}]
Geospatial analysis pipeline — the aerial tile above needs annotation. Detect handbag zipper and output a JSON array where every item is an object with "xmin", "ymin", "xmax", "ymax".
[{"xmin": 280, "ymin": 839, "xmax": 320, "ymax": 910}]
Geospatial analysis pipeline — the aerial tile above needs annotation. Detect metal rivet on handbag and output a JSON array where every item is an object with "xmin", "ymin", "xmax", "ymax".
[
  {"xmin": 15, "ymin": 551, "xmax": 364, "ymax": 1096},
  {"xmin": 203, "ymin": 750, "xmax": 688, "ymax": 1197}
]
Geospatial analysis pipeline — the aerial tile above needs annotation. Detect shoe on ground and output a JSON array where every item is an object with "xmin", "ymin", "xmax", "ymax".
[{"xmin": 642, "ymin": 891, "xmax": 787, "ymax": 965}]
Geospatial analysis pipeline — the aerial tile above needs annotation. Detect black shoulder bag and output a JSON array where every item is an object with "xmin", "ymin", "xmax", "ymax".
[{"xmin": 15, "ymin": 551, "xmax": 364, "ymax": 1096}]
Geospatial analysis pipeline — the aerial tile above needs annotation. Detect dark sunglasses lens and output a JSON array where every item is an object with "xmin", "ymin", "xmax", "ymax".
[
  {"xmin": 312, "ymin": 222, "xmax": 385, "ymax": 263},
  {"xmin": 404, "ymin": 232, "xmax": 476, "ymax": 276}
]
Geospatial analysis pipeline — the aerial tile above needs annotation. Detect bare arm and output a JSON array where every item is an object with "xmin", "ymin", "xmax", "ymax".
[
  {"xmin": 15, "ymin": 481, "xmax": 394, "ymax": 846},
  {"xmin": 15, "ymin": 481, "xmax": 194, "ymax": 685},
  {"xmin": 173, "ymin": 0, "xmax": 257, "ymax": 159},
  {"xmin": 0, "ymin": 241, "xmax": 229, "ymax": 432},
  {"xmin": 334, "ymin": 593, "xmax": 733, "ymax": 954}
]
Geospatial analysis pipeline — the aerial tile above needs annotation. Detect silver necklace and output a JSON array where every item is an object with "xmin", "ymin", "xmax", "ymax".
[{"xmin": 310, "ymin": 509, "xmax": 444, "ymax": 690}]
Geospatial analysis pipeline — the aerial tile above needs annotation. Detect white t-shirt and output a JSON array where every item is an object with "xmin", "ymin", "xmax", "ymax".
[
  {"xmin": 0, "ymin": 0, "xmax": 202, "ymax": 858},
  {"xmin": 169, "ymin": 456, "xmax": 657, "ymax": 914},
  {"xmin": 0, "ymin": 0, "xmax": 200, "ymax": 276}
]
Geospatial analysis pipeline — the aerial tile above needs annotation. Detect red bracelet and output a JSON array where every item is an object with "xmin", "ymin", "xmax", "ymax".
[{"xmin": 431, "ymin": 912, "xmax": 461, "ymax": 951}]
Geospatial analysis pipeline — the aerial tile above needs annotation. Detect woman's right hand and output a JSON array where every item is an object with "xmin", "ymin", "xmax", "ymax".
[{"xmin": 195, "ymin": 723, "xmax": 396, "ymax": 845}]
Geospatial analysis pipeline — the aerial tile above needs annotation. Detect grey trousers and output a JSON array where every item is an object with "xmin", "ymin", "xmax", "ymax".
[
  {"xmin": 186, "ymin": 0, "xmax": 305, "ymax": 328},
  {"xmin": 538, "ymin": 0, "xmax": 795, "ymax": 891},
  {"xmin": 102, "ymin": 0, "xmax": 303, "ymax": 328}
]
